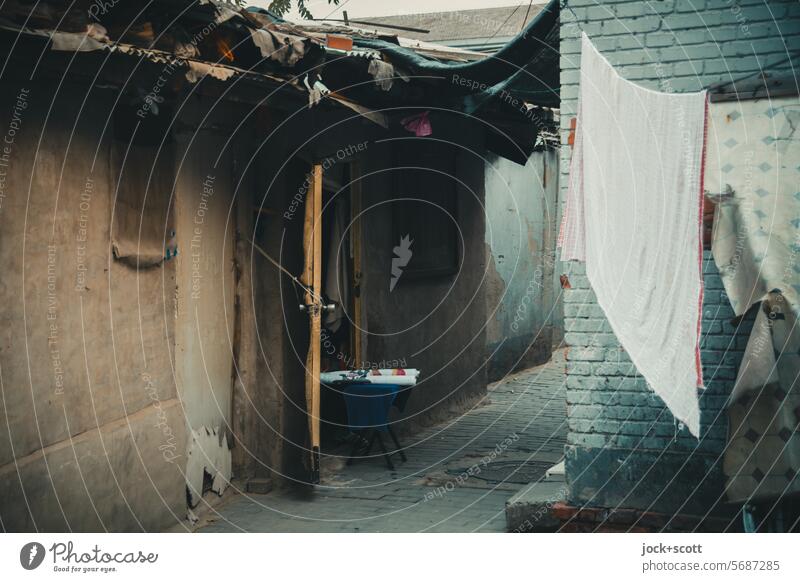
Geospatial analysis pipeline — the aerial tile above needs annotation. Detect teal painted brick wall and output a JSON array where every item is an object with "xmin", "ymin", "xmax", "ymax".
[{"xmin": 559, "ymin": 0, "xmax": 794, "ymax": 515}]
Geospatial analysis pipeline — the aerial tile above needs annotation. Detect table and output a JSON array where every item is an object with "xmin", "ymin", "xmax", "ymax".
[{"xmin": 341, "ymin": 382, "xmax": 407, "ymax": 470}]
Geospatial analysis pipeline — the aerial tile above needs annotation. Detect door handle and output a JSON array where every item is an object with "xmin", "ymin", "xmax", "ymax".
[{"xmin": 299, "ymin": 303, "xmax": 336, "ymax": 313}]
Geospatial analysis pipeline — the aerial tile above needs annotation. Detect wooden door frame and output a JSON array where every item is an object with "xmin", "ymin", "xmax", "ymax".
[
  {"xmin": 349, "ymin": 160, "xmax": 364, "ymax": 368},
  {"xmin": 302, "ymin": 164, "xmax": 323, "ymax": 483}
]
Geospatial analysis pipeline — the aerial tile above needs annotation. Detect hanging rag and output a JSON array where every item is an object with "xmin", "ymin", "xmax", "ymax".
[
  {"xmin": 704, "ymin": 95, "xmax": 800, "ymax": 503},
  {"xmin": 401, "ymin": 111, "xmax": 432, "ymax": 137},
  {"xmin": 368, "ymin": 58, "xmax": 395, "ymax": 91},
  {"xmin": 559, "ymin": 33, "xmax": 707, "ymax": 437},
  {"xmin": 323, "ymin": 196, "xmax": 350, "ymax": 333}
]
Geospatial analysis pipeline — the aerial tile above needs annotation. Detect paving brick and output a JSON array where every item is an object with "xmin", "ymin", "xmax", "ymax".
[{"xmin": 199, "ymin": 354, "xmax": 569, "ymax": 533}]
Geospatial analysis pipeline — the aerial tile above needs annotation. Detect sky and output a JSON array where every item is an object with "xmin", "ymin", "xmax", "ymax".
[{"xmin": 248, "ymin": 0, "xmax": 546, "ymax": 21}]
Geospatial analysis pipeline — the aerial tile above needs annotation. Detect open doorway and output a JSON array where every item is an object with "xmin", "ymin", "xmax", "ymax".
[
  {"xmin": 256, "ymin": 156, "xmax": 365, "ymax": 485},
  {"xmin": 318, "ymin": 161, "xmax": 363, "ymax": 452}
]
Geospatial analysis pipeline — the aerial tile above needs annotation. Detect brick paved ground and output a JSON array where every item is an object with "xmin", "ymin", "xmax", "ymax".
[{"xmin": 199, "ymin": 351, "xmax": 567, "ymax": 532}]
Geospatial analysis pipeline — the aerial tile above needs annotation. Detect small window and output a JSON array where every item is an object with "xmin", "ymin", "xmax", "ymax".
[{"xmin": 391, "ymin": 140, "xmax": 460, "ymax": 280}]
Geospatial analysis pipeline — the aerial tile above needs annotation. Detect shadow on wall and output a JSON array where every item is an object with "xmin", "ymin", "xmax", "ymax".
[{"xmin": 484, "ymin": 149, "xmax": 561, "ymax": 382}]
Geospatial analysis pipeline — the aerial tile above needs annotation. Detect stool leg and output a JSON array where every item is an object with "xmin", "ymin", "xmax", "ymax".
[
  {"xmin": 376, "ymin": 432, "xmax": 395, "ymax": 471},
  {"xmin": 387, "ymin": 426, "xmax": 407, "ymax": 462},
  {"xmin": 346, "ymin": 433, "xmax": 363, "ymax": 465},
  {"xmin": 365, "ymin": 430, "xmax": 376, "ymax": 456}
]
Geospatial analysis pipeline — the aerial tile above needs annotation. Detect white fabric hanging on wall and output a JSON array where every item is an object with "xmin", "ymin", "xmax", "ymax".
[{"xmin": 559, "ymin": 33, "xmax": 707, "ymax": 437}]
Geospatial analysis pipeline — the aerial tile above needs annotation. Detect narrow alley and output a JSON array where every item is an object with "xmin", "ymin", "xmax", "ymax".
[
  {"xmin": 2, "ymin": 0, "xmax": 799, "ymax": 564},
  {"xmin": 198, "ymin": 352, "xmax": 566, "ymax": 533}
]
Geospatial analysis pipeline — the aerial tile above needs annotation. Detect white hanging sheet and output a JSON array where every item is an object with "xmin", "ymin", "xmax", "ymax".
[{"xmin": 559, "ymin": 33, "xmax": 707, "ymax": 436}]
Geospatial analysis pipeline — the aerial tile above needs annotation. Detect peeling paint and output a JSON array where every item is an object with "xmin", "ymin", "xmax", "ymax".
[
  {"xmin": 249, "ymin": 28, "xmax": 308, "ymax": 67},
  {"xmin": 185, "ymin": 60, "xmax": 236, "ymax": 83},
  {"xmin": 49, "ymin": 30, "xmax": 105, "ymax": 52},
  {"xmin": 186, "ymin": 427, "xmax": 232, "ymax": 508}
]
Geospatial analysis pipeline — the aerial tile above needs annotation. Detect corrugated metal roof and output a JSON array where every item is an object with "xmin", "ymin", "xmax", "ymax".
[
  {"xmin": 357, "ymin": 3, "xmax": 547, "ymax": 46},
  {"xmin": 0, "ymin": 0, "xmax": 560, "ymax": 162}
]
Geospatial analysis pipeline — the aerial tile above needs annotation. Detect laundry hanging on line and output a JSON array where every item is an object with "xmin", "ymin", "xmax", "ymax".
[{"xmin": 559, "ymin": 33, "xmax": 708, "ymax": 437}]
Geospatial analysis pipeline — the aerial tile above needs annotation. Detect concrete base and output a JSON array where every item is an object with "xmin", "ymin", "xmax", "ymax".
[
  {"xmin": 505, "ymin": 478, "xmax": 568, "ymax": 532},
  {"xmin": 565, "ymin": 445, "xmax": 729, "ymax": 516}
]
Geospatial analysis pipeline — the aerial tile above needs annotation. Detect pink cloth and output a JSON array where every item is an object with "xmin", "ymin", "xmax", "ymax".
[{"xmin": 401, "ymin": 111, "xmax": 432, "ymax": 137}]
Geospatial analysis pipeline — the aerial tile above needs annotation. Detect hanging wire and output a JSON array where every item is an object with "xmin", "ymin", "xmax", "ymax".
[
  {"xmin": 246, "ymin": 237, "xmax": 325, "ymax": 304},
  {"xmin": 480, "ymin": 3, "xmax": 523, "ymax": 48},
  {"xmin": 521, "ymin": 0, "xmax": 534, "ymax": 32}
]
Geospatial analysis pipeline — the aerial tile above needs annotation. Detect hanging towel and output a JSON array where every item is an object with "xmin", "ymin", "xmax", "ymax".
[{"xmin": 559, "ymin": 33, "xmax": 707, "ymax": 437}]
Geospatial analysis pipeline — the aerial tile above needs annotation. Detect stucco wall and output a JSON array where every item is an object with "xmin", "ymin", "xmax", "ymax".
[
  {"xmin": 0, "ymin": 80, "xmax": 185, "ymax": 531},
  {"xmin": 172, "ymin": 99, "xmax": 242, "ymax": 503},
  {"xmin": 360, "ymin": 132, "xmax": 489, "ymax": 428},
  {"xmin": 174, "ymin": 125, "xmax": 236, "ymax": 433},
  {"xmin": 240, "ymin": 110, "xmax": 493, "ymax": 477},
  {"xmin": 484, "ymin": 148, "xmax": 561, "ymax": 382},
  {"xmin": 559, "ymin": 0, "xmax": 798, "ymax": 514}
]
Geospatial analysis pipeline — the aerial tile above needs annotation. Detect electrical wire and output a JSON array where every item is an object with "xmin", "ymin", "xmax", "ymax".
[
  {"xmin": 479, "ymin": 3, "xmax": 522, "ymax": 48},
  {"xmin": 521, "ymin": 0, "xmax": 534, "ymax": 32},
  {"xmin": 320, "ymin": 0, "xmax": 353, "ymax": 21},
  {"xmin": 246, "ymin": 237, "xmax": 325, "ymax": 304}
]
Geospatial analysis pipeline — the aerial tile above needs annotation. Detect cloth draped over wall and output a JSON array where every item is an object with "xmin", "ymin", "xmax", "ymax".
[
  {"xmin": 559, "ymin": 33, "xmax": 707, "ymax": 437},
  {"xmin": 706, "ymin": 96, "xmax": 800, "ymax": 503},
  {"xmin": 110, "ymin": 141, "xmax": 174, "ymax": 267}
]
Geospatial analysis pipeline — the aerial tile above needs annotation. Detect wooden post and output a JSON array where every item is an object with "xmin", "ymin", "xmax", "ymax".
[
  {"xmin": 302, "ymin": 164, "xmax": 323, "ymax": 483},
  {"xmin": 350, "ymin": 161, "xmax": 363, "ymax": 367}
]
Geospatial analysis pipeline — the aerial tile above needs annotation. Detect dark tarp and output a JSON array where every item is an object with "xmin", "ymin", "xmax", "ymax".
[{"xmin": 352, "ymin": 0, "xmax": 560, "ymax": 109}]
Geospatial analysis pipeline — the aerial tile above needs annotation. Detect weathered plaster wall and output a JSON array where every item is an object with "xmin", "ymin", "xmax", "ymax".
[
  {"xmin": 559, "ymin": 0, "xmax": 798, "ymax": 514},
  {"xmin": 251, "ymin": 151, "xmax": 310, "ymax": 484},
  {"xmin": 234, "ymin": 109, "xmax": 379, "ymax": 483},
  {"xmin": 173, "ymin": 100, "xmax": 241, "ymax": 503},
  {"xmin": 237, "ymin": 108, "xmax": 493, "ymax": 477},
  {"xmin": 484, "ymin": 148, "xmax": 560, "ymax": 382},
  {"xmin": 174, "ymin": 124, "xmax": 236, "ymax": 432},
  {"xmin": 0, "ymin": 80, "xmax": 185, "ymax": 531},
  {"xmin": 359, "ymin": 124, "xmax": 489, "ymax": 428}
]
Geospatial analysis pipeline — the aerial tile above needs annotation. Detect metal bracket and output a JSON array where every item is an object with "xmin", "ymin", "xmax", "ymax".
[{"xmin": 299, "ymin": 303, "xmax": 336, "ymax": 315}]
